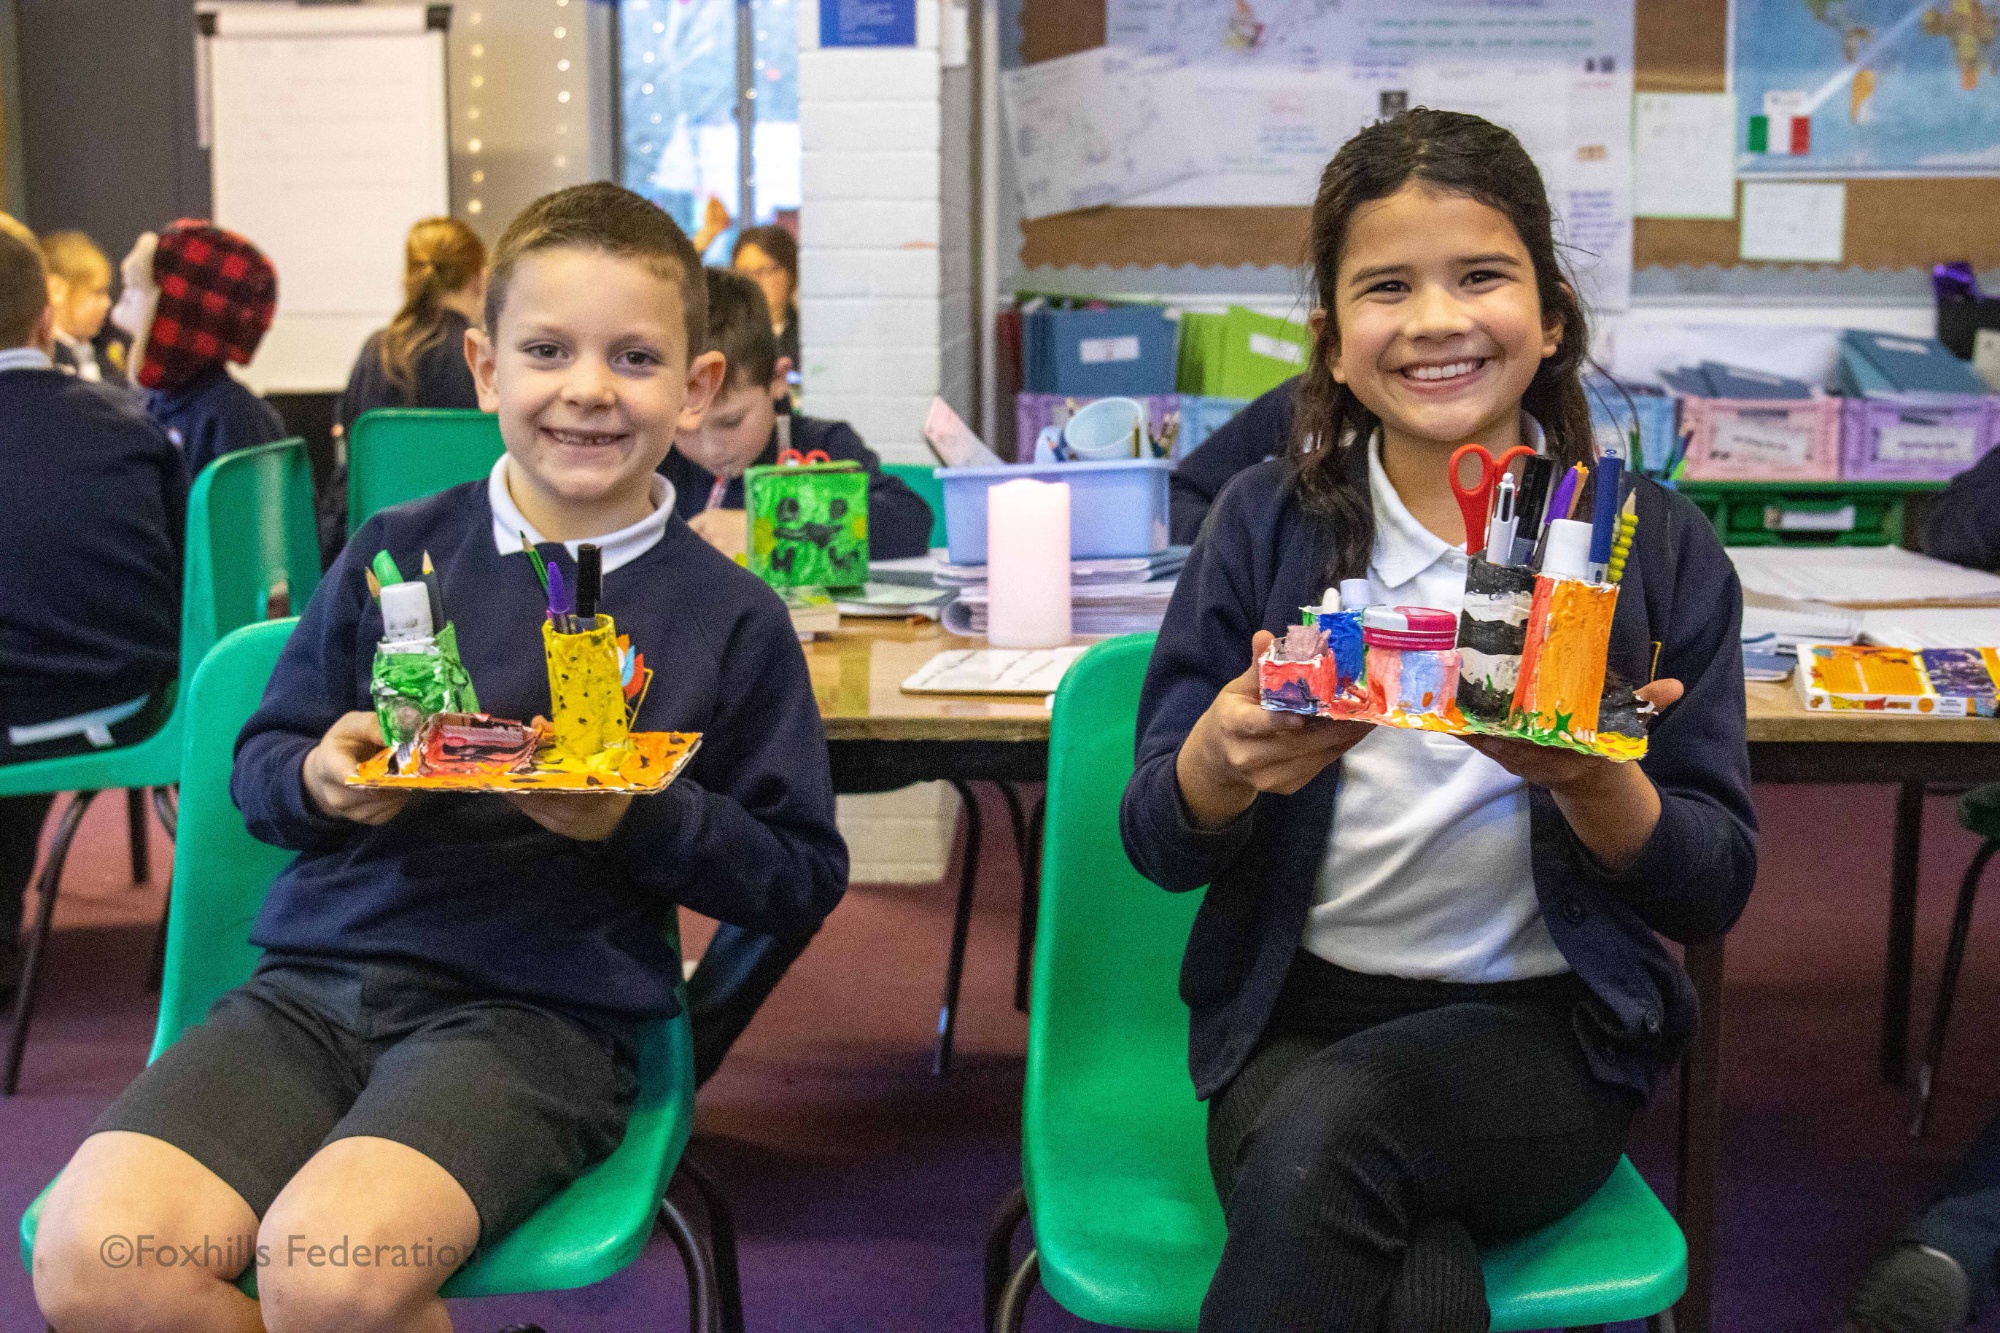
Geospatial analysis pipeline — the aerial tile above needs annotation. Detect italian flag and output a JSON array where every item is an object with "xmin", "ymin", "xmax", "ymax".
[{"xmin": 1749, "ymin": 91, "xmax": 1811, "ymax": 155}]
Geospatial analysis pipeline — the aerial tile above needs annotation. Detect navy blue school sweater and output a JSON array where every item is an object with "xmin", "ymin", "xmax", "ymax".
[
  {"xmin": 338, "ymin": 310, "xmax": 481, "ymax": 436},
  {"xmin": 148, "ymin": 364, "xmax": 287, "ymax": 482},
  {"xmin": 233, "ymin": 483, "xmax": 849, "ymax": 1020},
  {"xmin": 0, "ymin": 368, "xmax": 187, "ymax": 727},
  {"xmin": 1170, "ymin": 377, "xmax": 1298, "ymax": 545},
  {"xmin": 1122, "ymin": 458, "xmax": 1758, "ymax": 1102},
  {"xmin": 1924, "ymin": 446, "xmax": 2000, "ymax": 571},
  {"xmin": 660, "ymin": 412, "xmax": 934, "ymax": 559}
]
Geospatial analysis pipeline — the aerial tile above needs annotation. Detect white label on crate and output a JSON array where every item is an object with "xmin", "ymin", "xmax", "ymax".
[
  {"xmin": 1875, "ymin": 421, "xmax": 1979, "ymax": 464},
  {"xmin": 1766, "ymin": 504, "xmax": 1855, "ymax": 532},
  {"xmin": 1974, "ymin": 329, "xmax": 2000, "ymax": 392},
  {"xmin": 1247, "ymin": 332, "xmax": 1306, "ymax": 365},
  {"xmin": 1078, "ymin": 335, "xmax": 1142, "ymax": 365},
  {"xmin": 1709, "ymin": 414, "xmax": 1813, "ymax": 466}
]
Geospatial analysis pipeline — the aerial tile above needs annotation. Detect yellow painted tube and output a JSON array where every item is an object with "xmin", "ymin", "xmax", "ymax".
[{"xmin": 543, "ymin": 615, "xmax": 629, "ymax": 765}]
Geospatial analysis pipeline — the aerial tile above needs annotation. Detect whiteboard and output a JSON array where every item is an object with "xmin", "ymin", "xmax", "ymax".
[{"xmin": 203, "ymin": 3, "xmax": 450, "ymax": 392}]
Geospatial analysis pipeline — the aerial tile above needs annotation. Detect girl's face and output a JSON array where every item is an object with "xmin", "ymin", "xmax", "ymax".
[
  {"xmin": 1325, "ymin": 182, "xmax": 1560, "ymax": 453},
  {"xmin": 734, "ymin": 243, "xmax": 793, "ymax": 327}
]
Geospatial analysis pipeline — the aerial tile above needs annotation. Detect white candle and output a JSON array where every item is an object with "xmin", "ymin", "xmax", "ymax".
[{"xmin": 987, "ymin": 478, "xmax": 1072, "ymax": 648}]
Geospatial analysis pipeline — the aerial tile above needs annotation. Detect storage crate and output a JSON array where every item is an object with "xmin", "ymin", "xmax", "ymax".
[
  {"xmin": 1839, "ymin": 397, "xmax": 1999, "ymax": 480},
  {"xmin": 1676, "ymin": 479, "xmax": 1944, "ymax": 547},
  {"xmin": 1680, "ymin": 396, "xmax": 1842, "ymax": 480},
  {"xmin": 936, "ymin": 459, "xmax": 1172, "ymax": 565}
]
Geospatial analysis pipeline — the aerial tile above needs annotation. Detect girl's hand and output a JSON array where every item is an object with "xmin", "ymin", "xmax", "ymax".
[
  {"xmin": 504, "ymin": 791, "xmax": 635, "ymax": 842},
  {"xmin": 1457, "ymin": 678, "xmax": 1685, "ymax": 871},
  {"xmin": 302, "ymin": 711, "xmax": 411, "ymax": 825},
  {"xmin": 1175, "ymin": 631, "xmax": 1374, "ymax": 830}
]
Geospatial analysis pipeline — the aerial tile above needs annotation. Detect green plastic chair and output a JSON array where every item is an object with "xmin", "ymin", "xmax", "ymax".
[
  {"xmin": 0, "ymin": 438, "xmax": 322, "ymax": 1094},
  {"xmin": 19, "ymin": 619, "xmax": 744, "ymax": 1329},
  {"xmin": 985, "ymin": 633, "xmax": 1688, "ymax": 1332},
  {"xmin": 881, "ymin": 461, "xmax": 948, "ymax": 549},
  {"xmin": 347, "ymin": 408, "xmax": 505, "ymax": 534}
]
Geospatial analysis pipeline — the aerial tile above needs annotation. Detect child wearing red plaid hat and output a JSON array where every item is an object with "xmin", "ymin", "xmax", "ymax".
[{"xmin": 111, "ymin": 220, "xmax": 286, "ymax": 481}]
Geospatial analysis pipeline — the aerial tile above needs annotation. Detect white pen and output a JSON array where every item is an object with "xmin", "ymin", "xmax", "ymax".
[{"xmin": 1484, "ymin": 474, "xmax": 1518, "ymax": 566}]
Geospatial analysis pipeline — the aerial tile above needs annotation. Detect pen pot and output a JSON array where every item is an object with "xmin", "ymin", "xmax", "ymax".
[
  {"xmin": 1363, "ymin": 607, "xmax": 1459, "ymax": 717},
  {"xmin": 543, "ymin": 615, "xmax": 628, "ymax": 763},
  {"xmin": 1454, "ymin": 557, "xmax": 1536, "ymax": 723},
  {"xmin": 1314, "ymin": 606, "xmax": 1367, "ymax": 702},
  {"xmin": 1510, "ymin": 577, "xmax": 1619, "ymax": 740}
]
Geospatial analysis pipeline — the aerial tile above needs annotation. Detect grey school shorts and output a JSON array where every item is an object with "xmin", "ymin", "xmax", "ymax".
[{"xmin": 92, "ymin": 952, "xmax": 640, "ymax": 1249}]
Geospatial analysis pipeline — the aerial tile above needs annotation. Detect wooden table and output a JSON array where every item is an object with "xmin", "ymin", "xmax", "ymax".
[{"xmin": 804, "ymin": 620, "xmax": 2000, "ymax": 1333}]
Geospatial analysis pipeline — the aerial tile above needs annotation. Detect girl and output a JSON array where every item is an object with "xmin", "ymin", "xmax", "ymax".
[
  {"xmin": 1121, "ymin": 109, "xmax": 1757, "ymax": 1331},
  {"xmin": 732, "ymin": 224, "xmax": 800, "ymax": 375},
  {"xmin": 338, "ymin": 216, "xmax": 487, "ymax": 435}
]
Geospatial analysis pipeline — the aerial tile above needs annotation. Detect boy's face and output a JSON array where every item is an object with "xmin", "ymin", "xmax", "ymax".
[
  {"xmin": 48, "ymin": 258, "xmax": 112, "ymax": 341},
  {"xmin": 673, "ymin": 369, "xmax": 783, "ymax": 480},
  {"xmin": 469, "ymin": 246, "xmax": 724, "ymax": 538}
]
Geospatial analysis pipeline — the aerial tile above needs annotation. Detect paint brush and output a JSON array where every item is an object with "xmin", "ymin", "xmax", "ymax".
[
  {"xmin": 1587, "ymin": 454, "xmax": 1623, "ymax": 582},
  {"xmin": 546, "ymin": 562, "xmax": 574, "ymax": 633},
  {"xmin": 420, "ymin": 550, "xmax": 446, "ymax": 632},
  {"xmin": 575, "ymin": 543, "xmax": 602, "ymax": 626},
  {"xmin": 520, "ymin": 532, "xmax": 550, "ymax": 594}
]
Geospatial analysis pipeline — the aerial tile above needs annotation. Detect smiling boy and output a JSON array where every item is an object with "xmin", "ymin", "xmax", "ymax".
[{"xmin": 33, "ymin": 183, "xmax": 848, "ymax": 1333}]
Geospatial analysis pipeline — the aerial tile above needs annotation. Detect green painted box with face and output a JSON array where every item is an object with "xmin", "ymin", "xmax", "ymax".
[{"xmin": 744, "ymin": 460, "xmax": 870, "ymax": 589}]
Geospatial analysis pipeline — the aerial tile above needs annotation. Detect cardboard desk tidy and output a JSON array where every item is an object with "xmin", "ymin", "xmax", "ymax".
[
  {"xmin": 1259, "ymin": 446, "xmax": 1652, "ymax": 762},
  {"xmin": 744, "ymin": 454, "xmax": 869, "ymax": 589},
  {"xmin": 348, "ymin": 543, "xmax": 702, "ymax": 794}
]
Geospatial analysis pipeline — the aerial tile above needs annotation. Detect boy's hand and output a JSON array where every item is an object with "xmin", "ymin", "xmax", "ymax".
[
  {"xmin": 302, "ymin": 711, "xmax": 411, "ymax": 825},
  {"xmin": 687, "ymin": 508, "xmax": 748, "ymax": 558},
  {"xmin": 504, "ymin": 791, "xmax": 634, "ymax": 842},
  {"xmin": 1175, "ymin": 631, "xmax": 1373, "ymax": 830}
]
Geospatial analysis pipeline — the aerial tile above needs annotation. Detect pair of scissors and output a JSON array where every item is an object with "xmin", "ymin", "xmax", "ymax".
[
  {"xmin": 776, "ymin": 448, "xmax": 831, "ymax": 466},
  {"xmin": 1448, "ymin": 443, "xmax": 1534, "ymax": 557}
]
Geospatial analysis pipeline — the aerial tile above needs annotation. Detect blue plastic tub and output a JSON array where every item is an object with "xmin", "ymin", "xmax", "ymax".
[{"xmin": 935, "ymin": 459, "xmax": 1172, "ymax": 565}]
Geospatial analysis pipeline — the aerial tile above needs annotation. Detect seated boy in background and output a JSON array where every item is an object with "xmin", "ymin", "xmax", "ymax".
[
  {"xmin": 0, "ymin": 218, "xmax": 184, "ymax": 1007},
  {"xmin": 33, "ymin": 183, "xmax": 847, "ymax": 1332},
  {"xmin": 113, "ymin": 220, "xmax": 286, "ymax": 480},
  {"xmin": 1924, "ymin": 447, "xmax": 2000, "ymax": 571},
  {"xmin": 664, "ymin": 267, "xmax": 933, "ymax": 561},
  {"xmin": 40, "ymin": 231, "xmax": 125, "ymax": 389}
]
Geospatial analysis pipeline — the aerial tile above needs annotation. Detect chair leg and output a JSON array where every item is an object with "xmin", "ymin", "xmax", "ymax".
[
  {"xmin": 5, "ymin": 790, "xmax": 99, "ymax": 1096},
  {"xmin": 935, "ymin": 779, "xmax": 983, "ymax": 1077},
  {"xmin": 145, "ymin": 873, "xmax": 173, "ymax": 994},
  {"xmin": 1009, "ymin": 791, "xmax": 1044, "ymax": 1015},
  {"xmin": 983, "ymin": 1185, "xmax": 1029, "ymax": 1333},
  {"xmin": 150, "ymin": 785, "xmax": 178, "ymax": 840},
  {"xmin": 658, "ymin": 1196, "xmax": 721, "ymax": 1333},
  {"xmin": 995, "ymin": 1250, "xmax": 1039, "ymax": 1333},
  {"xmin": 675, "ymin": 1154, "xmax": 744, "ymax": 1333},
  {"xmin": 1649, "ymin": 1311, "xmax": 1678, "ymax": 1333},
  {"xmin": 126, "ymin": 789, "xmax": 150, "ymax": 883},
  {"xmin": 1914, "ymin": 839, "xmax": 1999, "ymax": 1137}
]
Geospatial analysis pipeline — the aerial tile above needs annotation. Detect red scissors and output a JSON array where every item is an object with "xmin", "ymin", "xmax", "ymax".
[
  {"xmin": 1448, "ymin": 443, "xmax": 1534, "ymax": 556},
  {"xmin": 777, "ymin": 448, "xmax": 831, "ymax": 466}
]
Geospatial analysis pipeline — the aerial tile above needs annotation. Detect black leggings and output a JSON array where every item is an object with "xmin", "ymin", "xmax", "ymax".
[{"xmin": 1202, "ymin": 951, "xmax": 1638, "ymax": 1333}]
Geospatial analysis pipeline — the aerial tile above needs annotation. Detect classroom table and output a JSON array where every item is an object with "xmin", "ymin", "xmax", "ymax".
[{"xmin": 802, "ymin": 619, "xmax": 2000, "ymax": 1333}]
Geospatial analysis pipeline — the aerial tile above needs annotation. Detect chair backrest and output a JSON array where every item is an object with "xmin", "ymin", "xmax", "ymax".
[
  {"xmin": 1025, "ymin": 633, "xmax": 1209, "ymax": 1167},
  {"xmin": 182, "ymin": 438, "xmax": 322, "ymax": 696},
  {"xmin": 881, "ymin": 461, "xmax": 947, "ymax": 548},
  {"xmin": 151, "ymin": 618, "xmax": 302, "ymax": 1059},
  {"xmin": 348, "ymin": 408, "xmax": 505, "ymax": 534}
]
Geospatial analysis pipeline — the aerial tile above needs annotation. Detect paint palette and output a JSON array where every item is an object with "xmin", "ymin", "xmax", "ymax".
[{"xmin": 1795, "ymin": 644, "xmax": 2000, "ymax": 716}]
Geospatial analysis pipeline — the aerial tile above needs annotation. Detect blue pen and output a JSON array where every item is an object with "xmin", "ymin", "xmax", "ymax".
[{"xmin": 1587, "ymin": 453, "xmax": 1623, "ymax": 582}]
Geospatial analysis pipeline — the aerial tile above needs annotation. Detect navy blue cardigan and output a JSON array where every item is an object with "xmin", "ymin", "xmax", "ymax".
[{"xmin": 1121, "ymin": 459, "xmax": 1758, "ymax": 1101}]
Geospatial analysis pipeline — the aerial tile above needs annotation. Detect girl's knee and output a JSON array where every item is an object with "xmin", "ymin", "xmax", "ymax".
[
  {"xmin": 33, "ymin": 1222, "xmax": 217, "ymax": 1333},
  {"xmin": 259, "ymin": 1258, "xmax": 439, "ymax": 1333}
]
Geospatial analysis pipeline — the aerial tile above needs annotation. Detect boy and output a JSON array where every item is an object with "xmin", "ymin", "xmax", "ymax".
[
  {"xmin": 41, "ymin": 230, "xmax": 124, "ymax": 388},
  {"xmin": 33, "ymin": 184, "xmax": 847, "ymax": 1333},
  {"xmin": 0, "ymin": 218, "xmax": 184, "ymax": 1009},
  {"xmin": 664, "ymin": 266, "xmax": 933, "ymax": 561},
  {"xmin": 113, "ymin": 221, "xmax": 286, "ymax": 480}
]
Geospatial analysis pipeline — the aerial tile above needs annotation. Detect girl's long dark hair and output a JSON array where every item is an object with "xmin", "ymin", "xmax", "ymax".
[{"xmin": 1290, "ymin": 109, "xmax": 1595, "ymax": 582}]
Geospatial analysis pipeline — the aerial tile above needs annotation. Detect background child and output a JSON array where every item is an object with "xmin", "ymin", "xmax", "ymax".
[
  {"xmin": 1121, "ymin": 110, "xmax": 1757, "ymax": 1332},
  {"xmin": 338, "ymin": 215, "xmax": 486, "ymax": 435},
  {"xmin": 732, "ymin": 224, "xmax": 799, "ymax": 376},
  {"xmin": 39, "ymin": 230, "xmax": 124, "ymax": 388},
  {"xmin": 112, "ymin": 220, "xmax": 286, "ymax": 481},
  {"xmin": 33, "ymin": 183, "xmax": 847, "ymax": 1332},
  {"xmin": 0, "ymin": 219, "xmax": 184, "ymax": 1014},
  {"xmin": 664, "ymin": 266, "xmax": 933, "ymax": 561}
]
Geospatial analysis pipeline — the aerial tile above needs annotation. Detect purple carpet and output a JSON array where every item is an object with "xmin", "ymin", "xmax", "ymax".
[{"xmin": 3, "ymin": 782, "xmax": 2000, "ymax": 1332}]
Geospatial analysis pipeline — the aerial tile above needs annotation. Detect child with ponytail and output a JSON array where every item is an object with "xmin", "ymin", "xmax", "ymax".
[
  {"xmin": 1121, "ymin": 109, "xmax": 1758, "ymax": 1331},
  {"xmin": 339, "ymin": 215, "xmax": 487, "ymax": 436}
]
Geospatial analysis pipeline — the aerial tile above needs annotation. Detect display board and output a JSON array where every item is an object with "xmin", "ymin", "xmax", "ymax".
[{"xmin": 1015, "ymin": 0, "xmax": 2000, "ymax": 274}]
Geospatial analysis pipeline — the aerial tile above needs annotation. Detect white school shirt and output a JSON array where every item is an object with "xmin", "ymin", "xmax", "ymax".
[
  {"xmin": 1302, "ymin": 439, "xmax": 1569, "ymax": 982},
  {"xmin": 486, "ymin": 454, "xmax": 677, "ymax": 574}
]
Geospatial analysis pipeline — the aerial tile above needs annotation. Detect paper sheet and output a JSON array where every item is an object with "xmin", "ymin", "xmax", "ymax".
[
  {"xmin": 1634, "ymin": 93, "xmax": 1737, "ymax": 220},
  {"xmin": 901, "ymin": 648, "xmax": 1089, "ymax": 695},
  {"xmin": 1858, "ymin": 607, "xmax": 2000, "ymax": 650},
  {"xmin": 1000, "ymin": 48, "xmax": 1204, "ymax": 220},
  {"xmin": 1739, "ymin": 181, "xmax": 1847, "ymax": 263},
  {"xmin": 1728, "ymin": 546, "xmax": 2000, "ymax": 608}
]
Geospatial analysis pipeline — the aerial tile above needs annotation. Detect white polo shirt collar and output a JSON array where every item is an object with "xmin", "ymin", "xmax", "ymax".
[{"xmin": 486, "ymin": 454, "xmax": 678, "ymax": 574}]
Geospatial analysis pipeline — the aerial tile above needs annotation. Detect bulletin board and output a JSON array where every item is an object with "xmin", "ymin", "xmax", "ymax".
[{"xmin": 1015, "ymin": 0, "xmax": 2000, "ymax": 273}]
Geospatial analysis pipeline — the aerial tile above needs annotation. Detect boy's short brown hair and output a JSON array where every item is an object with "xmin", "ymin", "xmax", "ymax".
[
  {"xmin": 484, "ymin": 182, "xmax": 706, "ymax": 362},
  {"xmin": 704, "ymin": 267, "xmax": 781, "ymax": 391},
  {"xmin": 0, "ymin": 215, "xmax": 49, "ymax": 349},
  {"xmin": 40, "ymin": 230, "xmax": 109, "ymax": 286}
]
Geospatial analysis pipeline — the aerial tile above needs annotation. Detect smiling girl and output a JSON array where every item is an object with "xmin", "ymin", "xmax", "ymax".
[{"xmin": 1122, "ymin": 110, "xmax": 1758, "ymax": 1330}]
